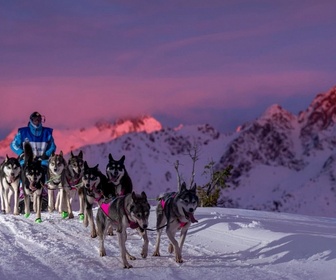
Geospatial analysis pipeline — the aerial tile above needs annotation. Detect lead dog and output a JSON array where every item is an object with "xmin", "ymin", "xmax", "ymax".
[
  {"xmin": 153, "ymin": 182, "xmax": 198, "ymax": 263},
  {"xmin": 21, "ymin": 142, "xmax": 46, "ymax": 223},
  {"xmin": 96, "ymin": 191, "xmax": 150, "ymax": 268},
  {"xmin": 0, "ymin": 155, "xmax": 21, "ymax": 215}
]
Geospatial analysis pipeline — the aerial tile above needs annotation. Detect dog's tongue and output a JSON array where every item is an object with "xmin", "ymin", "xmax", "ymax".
[{"xmin": 188, "ymin": 212, "xmax": 198, "ymax": 223}]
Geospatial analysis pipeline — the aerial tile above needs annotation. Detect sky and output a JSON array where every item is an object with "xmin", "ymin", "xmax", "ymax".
[
  {"xmin": 0, "ymin": 206, "xmax": 335, "ymax": 279},
  {"xmin": 1, "ymin": 0, "xmax": 336, "ymax": 139}
]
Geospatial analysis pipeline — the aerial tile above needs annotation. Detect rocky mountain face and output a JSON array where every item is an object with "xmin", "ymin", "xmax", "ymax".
[
  {"xmin": 1, "ymin": 87, "xmax": 336, "ymax": 217},
  {"xmin": 217, "ymin": 86, "xmax": 336, "ymax": 216}
]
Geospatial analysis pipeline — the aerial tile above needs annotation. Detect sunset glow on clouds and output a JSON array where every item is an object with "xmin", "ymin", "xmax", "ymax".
[{"xmin": 0, "ymin": 0, "xmax": 335, "ymax": 138}]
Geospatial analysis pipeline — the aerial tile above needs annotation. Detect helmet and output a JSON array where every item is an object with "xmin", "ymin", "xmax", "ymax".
[{"xmin": 30, "ymin": 111, "xmax": 42, "ymax": 121}]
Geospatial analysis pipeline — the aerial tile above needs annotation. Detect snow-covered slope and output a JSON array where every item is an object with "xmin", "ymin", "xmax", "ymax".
[{"xmin": 0, "ymin": 207, "xmax": 335, "ymax": 280}]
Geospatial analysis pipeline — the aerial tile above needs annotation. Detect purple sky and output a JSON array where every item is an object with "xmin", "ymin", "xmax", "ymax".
[{"xmin": 1, "ymin": 0, "xmax": 335, "ymax": 139}]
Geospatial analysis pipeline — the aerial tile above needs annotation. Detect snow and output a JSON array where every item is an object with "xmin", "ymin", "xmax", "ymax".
[{"xmin": 1, "ymin": 206, "xmax": 335, "ymax": 280}]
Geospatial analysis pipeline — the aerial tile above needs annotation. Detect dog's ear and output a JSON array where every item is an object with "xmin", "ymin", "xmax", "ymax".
[
  {"xmin": 141, "ymin": 191, "xmax": 147, "ymax": 200},
  {"xmin": 71, "ymin": 151, "xmax": 74, "ymax": 157},
  {"xmin": 191, "ymin": 183, "xmax": 197, "ymax": 192},
  {"xmin": 131, "ymin": 191, "xmax": 137, "ymax": 201},
  {"xmin": 120, "ymin": 155, "xmax": 125, "ymax": 163},
  {"xmin": 78, "ymin": 151, "xmax": 83, "ymax": 159},
  {"xmin": 180, "ymin": 182, "xmax": 187, "ymax": 191},
  {"xmin": 6, "ymin": 154, "xmax": 9, "ymax": 161},
  {"xmin": 84, "ymin": 161, "xmax": 89, "ymax": 169},
  {"xmin": 108, "ymin": 153, "xmax": 113, "ymax": 162},
  {"xmin": 60, "ymin": 151, "xmax": 63, "ymax": 157}
]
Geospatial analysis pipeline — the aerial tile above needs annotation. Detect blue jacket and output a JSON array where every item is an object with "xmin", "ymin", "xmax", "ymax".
[{"xmin": 10, "ymin": 122, "xmax": 56, "ymax": 166}]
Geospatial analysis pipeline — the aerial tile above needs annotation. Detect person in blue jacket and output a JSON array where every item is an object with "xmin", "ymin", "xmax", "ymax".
[
  {"xmin": 10, "ymin": 111, "xmax": 56, "ymax": 167},
  {"xmin": 10, "ymin": 111, "xmax": 56, "ymax": 213}
]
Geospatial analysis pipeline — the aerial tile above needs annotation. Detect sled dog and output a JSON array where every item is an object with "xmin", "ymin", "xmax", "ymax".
[
  {"xmin": 22, "ymin": 142, "xmax": 46, "ymax": 223},
  {"xmin": 0, "ymin": 155, "xmax": 21, "ymax": 215},
  {"xmin": 106, "ymin": 154, "xmax": 133, "ymax": 196},
  {"xmin": 96, "ymin": 191, "xmax": 150, "ymax": 268},
  {"xmin": 82, "ymin": 161, "xmax": 115, "ymax": 238},
  {"xmin": 153, "ymin": 182, "xmax": 199, "ymax": 263},
  {"xmin": 46, "ymin": 151, "xmax": 73, "ymax": 219},
  {"xmin": 65, "ymin": 150, "xmax": 85, "ymax": 220}
]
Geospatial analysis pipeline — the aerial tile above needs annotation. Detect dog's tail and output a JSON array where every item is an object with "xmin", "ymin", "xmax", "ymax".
[{"xmin": 23, "ymin": 141, "xmax": 34, "ymax": 163}]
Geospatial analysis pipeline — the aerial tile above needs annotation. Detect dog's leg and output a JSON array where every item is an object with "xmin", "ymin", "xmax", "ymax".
[
  {"xmin": 166, "ymin": 225, "xmax": 182, "ymax": 263},
  {"xmin": 13, "ymin": 183, "xmax": 20, "ymax": 215},
  {"xmin": 86, "ymin": 204, "xmax": 97, "ymax": 238},
  {"xmin": 178, "ymin": 224, "xmax": 190, "ymax": 261},
  {"xmin": 33, "ymin": 192, "xmax": 37, "ymax": 213},
  {"xmin": 153, "ymin": 207, "xmax": 166, "ymax": 257},
  {"xmin": 55, "ymin": 190, "xmax": 60, "ymax": 212},
  {"xmin": 65, "ymin": 189, "xmax": 74, "ymax": 219},
  {"xmin": 139, "ymin": 229, "xmax": 149, "ymax": 259},
  {"xmin": 48, "ymin": 189, "xmax": 55, "ymax": 213},
  {"xmin": 117, "ymin": 229, "xmax": 133, "ymax": 268},
  {"xmin": 4, "ymin": 187, "xmax": 11, "ymax": 214},
  {"xmin": 24, "ymin": 193, "xmax": 30, "ymax": 217},
  {"xmin": 0, "ymin": 183, "xmax": 5, "ymax": 213},
  {"xmin": 78, "ymin": 187, "xmax": 85, "ymax": 219},
  {"xmin": 35, "ymin": 192, "xmax": 42, "ymax": 223},
  {"xmin": 96, "ymin": 210, "xmax": 107, "ymax": 256}
]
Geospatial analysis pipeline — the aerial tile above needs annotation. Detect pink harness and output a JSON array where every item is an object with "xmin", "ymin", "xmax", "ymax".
[
  {"xmin": 100, "ymin": 200, "xmax": 139, "ymax": 229},
  {"xmin": 160, "ymin": 194, "xmax": 187, "ymax": 228}
]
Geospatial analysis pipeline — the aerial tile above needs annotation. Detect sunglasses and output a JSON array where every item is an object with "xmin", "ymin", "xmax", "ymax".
[{"xmin": 31, "ymin": 116, "xmax": 45, "ymax": 123}]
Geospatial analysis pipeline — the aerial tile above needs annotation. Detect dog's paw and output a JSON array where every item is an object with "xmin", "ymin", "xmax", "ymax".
[
  {"xmin": 141, "ymin": 252, "xmax": 148, "ymax": 259},
  {"xmin": 35, "ymin": 218, "xmax": 42, "ymax": 223},
  {"xmin": 175, "ymin": 257, "xmax": 184, "ymax": 263},
  {"xmin": 24, "ymin": 213, "xmax": 30, "ymax": 218},
  {"xmin": 91, "ymin": 232, "xmax": 97, "ymax": 238},
  {"xmin": 68, "ymin": 212, "xmax": 74, "ymax": 219},
  {"xmin": 78, "ymin": 213, "xmax": 84, "ymax": 221},
  {"xmin": 152, "ymin": 251, "xmax": 160, "ymax": 257},
  {"xmin": 99, "ymin": 249, "xmax": 106, "ymax": 257},
  {"xmin": 123, "ymin": 263, "xmax": 133, "ymax": 269}
]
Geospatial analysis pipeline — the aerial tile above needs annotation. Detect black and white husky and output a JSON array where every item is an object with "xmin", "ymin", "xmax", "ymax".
[
  {"xmin": 46, "ymin": 151, "xmax": 73, "ymax": 219},
  {"xmin": 106, "ymin": 154, "xmax": 132, "ymax": 196},
  {"xmin": 96, "ymin": 191, "xmax": 151, "ymax": 268},
  {"xmin": 0, "ymin": 155, "xmax": 21, "ymax": 215},
  {"xmin": 153, "ymin": 182, "xmax": 199, "ymax": 263},
  {"xmin": 82, "ymin": 161, "xmax": 115, "ymax": 238},
  {"xmin": 21, "ymin": 142, "xmax": 46, "ymax": 223}
]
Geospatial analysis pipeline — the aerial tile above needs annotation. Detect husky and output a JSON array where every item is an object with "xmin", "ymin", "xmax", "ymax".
[
  {"xmin": 82, "ymin": 161, "xmax": 115, "ymax": 238},
  {"xmin": 153, "ymin": 182, "xmax": 199, "ymax": 263},
  {"xmin": 96, "ymin": 191, "xmax": 150, "ymax": 268},
  {"xmin": 0, "ymin": 155, "xmax": 21, "ymax": 215},
  {"xmin": 21, "ymin": 142, "xmax": 46, "ymax": 223},
  {"xmin": 106, "ymin": 154, "xmax": 133, "ymax": 196},
  {"xmin": 46, "ymin": 151, "xmax": 73, "ymax": 219},
  {"xmin": 65, "ymin": 150, "xmax": 85, "ymax": 220}
]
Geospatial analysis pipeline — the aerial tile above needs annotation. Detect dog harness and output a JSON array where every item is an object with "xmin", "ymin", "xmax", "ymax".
[
  {"xmin": 160, "ymin": 192, "xmax": 188, "ymax": 228},
  {"xmin": 100, "ymin": 198, "xmax": 139, "ymax": 229}
]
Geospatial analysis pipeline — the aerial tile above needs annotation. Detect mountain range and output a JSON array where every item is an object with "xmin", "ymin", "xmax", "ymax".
[{"xmin": 1, "ymin": 86, "xmax": 335, "ymax": 218}]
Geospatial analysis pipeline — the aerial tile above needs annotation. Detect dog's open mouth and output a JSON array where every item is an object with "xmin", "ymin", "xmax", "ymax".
[
  {"xmin": 183, "ymin": 208, "xmax": 198, "ymax": 223},
  {"xmin": 109, "ymin": 174, "xmax": 120, "ymax": 183}
]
